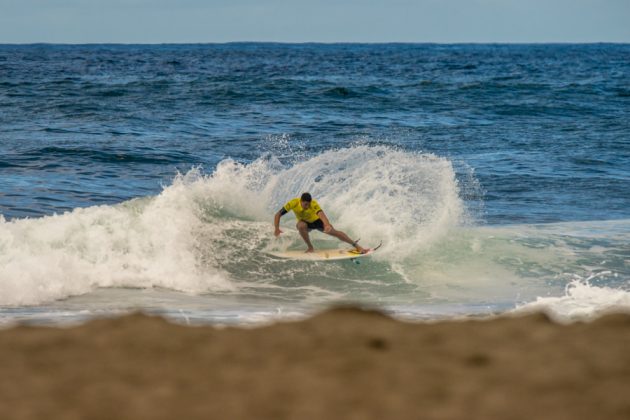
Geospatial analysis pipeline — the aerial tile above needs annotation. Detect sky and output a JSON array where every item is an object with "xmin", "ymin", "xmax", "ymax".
[{"xmin": 1, "ymin": 0, "xmax": 629, "ymax": 44}]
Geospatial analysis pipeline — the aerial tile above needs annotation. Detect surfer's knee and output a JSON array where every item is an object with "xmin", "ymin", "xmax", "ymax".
[
  {"xmin": 296, "ymin": 221, "xmax": 307, "ymax": 232},
  {"xmin": 325, "ymin": 227, "xmax": 340, "ymax": 235}
]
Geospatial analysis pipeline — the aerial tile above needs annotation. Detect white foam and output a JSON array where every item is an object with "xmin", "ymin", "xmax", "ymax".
[
  {"xmin": 0, "ymin": 145, "xmax": 465, "ymax": 306},
  {"xmin": 3, "ymin": 146, "xmax": 629, "ymax": 318},
  {"xmin": 0, "ymin": 177, "xmax": 235, "ymax": 306},
  {"xmin": 513, "ymin": 276, "xmax": 630, "ymax": 323},
  {"xmin": 264, "ymin": 145, "xmax": 464, "ymax": 259}
]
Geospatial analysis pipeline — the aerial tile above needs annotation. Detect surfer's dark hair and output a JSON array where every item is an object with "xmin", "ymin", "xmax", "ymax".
[{"xmin": 301, "ymin": 192, "xmax": 312, "ymax": 202}]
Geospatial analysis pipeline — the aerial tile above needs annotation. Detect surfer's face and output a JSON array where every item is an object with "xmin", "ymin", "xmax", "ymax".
[{"xmin": 301, "ymin": 200, "xmax": 311, "ymax": 209}]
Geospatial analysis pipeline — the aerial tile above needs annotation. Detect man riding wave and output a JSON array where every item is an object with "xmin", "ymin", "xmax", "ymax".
[{"xmin": 274, "ymin": 192, "xmax": 367, "ymax": 254}]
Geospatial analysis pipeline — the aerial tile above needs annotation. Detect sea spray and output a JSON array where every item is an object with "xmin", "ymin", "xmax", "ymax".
[
  {"xmin": 0, "ymin": 190, "xmax": 234, "ymax": 306},
  {"xmin": 513, "ymin": 277, "xmax": 630, "ymax": 323},
  {"xmin": 266, "ymin": 146, "xmax": 464, "ymax": 259},
  {"xmin": 0, "ymin": 145, "xmax": 464, "ymax": 305},
  {"xmin": 2, "ymin": 145, "xmax": 628, "ymax": 321}
]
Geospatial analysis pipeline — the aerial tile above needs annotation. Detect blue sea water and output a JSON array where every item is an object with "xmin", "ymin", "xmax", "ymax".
[{"xmin": 1, "ymin": 43, "xmax": 629, "ymax": 325}]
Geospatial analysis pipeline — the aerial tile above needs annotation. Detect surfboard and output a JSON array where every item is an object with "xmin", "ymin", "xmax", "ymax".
[{"xmin": 268, "ymin": 242, "xmax": 382, "ymax": 261}]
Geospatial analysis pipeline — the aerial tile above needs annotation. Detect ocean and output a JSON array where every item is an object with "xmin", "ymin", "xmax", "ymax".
[{"xmin": 1, "ymin": 43, "xmax": 629, "ymax": 326}]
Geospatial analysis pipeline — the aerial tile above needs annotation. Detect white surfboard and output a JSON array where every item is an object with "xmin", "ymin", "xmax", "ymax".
[{"xmin": 268, "ymin": 242, "xmax": 382, "ymax": 261}]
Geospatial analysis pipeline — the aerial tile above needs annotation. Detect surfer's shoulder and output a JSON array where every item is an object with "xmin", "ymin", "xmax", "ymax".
[{"xmin": 284, "ymin": 197, "xmax": 300, "ymax": 210}]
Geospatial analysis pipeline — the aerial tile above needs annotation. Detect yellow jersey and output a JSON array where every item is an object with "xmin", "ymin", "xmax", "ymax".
[{"xmin": 283, "ymin": 198, "xmax": 322, "ymax": 223}]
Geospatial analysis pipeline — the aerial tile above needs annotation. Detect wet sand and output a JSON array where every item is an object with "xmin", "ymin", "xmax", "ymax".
[{"xmin": 1, "ymin": 307, "xmax": 629, "ymax": 419}]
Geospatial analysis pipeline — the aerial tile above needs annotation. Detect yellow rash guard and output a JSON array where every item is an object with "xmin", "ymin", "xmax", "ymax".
[{"xmin": 282, "ymin": 198, "xmax": 322, "ymax": 222}]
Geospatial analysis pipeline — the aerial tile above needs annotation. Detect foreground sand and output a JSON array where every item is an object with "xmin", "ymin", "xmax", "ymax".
[{"xmin": 1, "ymin": 307, "xmax": 629, "ymax": 420}]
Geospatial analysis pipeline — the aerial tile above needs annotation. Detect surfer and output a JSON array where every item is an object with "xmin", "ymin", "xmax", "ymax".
[{"xmin": 274, "ymin": 192, "xmax": 367, "ymax": 254}]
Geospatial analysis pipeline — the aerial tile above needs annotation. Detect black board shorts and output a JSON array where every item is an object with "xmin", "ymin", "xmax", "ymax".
[{"xmin": 306, "ymin": 219, "xmax": 325, "ymax": 231}]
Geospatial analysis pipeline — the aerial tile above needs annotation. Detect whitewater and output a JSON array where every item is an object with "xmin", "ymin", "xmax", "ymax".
[{"xmin": 1, "ymin": 145, "xmax": 628, "ymax": 325}]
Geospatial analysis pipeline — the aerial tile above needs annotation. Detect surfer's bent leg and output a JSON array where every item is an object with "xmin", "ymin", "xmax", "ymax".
[{"xmin": 296, "ymin": 221, "xmax": 315, "ymax": 252}]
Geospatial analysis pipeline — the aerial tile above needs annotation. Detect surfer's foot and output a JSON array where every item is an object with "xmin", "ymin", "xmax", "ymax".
[
  {"xmin": 305, "ymin": 247, "xmax": 315, "ymax": 253},
  {"xmin": 355, "ymin": 246, "xmax": 368, "ymax": 254},
  {"xmin": 352, "ymin": 240, "xmax": 367, "ymax": 254}
]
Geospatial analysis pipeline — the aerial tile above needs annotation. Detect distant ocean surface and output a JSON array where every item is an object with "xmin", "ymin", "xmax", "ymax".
[{"xmin": 1, "ymin": 43, "xmax": 629, "ymax": 325}]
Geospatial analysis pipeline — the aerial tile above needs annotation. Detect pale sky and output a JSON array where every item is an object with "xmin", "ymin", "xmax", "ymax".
[{"xmin": 1, "ymin": 0, "xmax": 629, "ymax": 44}]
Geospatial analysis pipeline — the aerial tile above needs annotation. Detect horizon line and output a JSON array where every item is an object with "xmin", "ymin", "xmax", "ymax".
[{"xmin": 2, "ymin": 41, "xmax": 629, "ymax": 46}]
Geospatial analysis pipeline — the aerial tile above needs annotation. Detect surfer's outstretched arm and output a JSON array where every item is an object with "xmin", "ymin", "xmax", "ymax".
[{"xmin": 273, "ymin": 210, "xmax": 284, "ymax": 237}]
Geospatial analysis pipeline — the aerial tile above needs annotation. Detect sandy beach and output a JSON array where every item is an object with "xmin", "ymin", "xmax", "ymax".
[{"xmin": 0, "ymin": 307, "xmax": 629, "ymax": 420}]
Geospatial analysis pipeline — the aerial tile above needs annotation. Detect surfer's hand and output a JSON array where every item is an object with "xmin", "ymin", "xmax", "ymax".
[
  {"xmin": 323, "ymin": 224, "xmax": 333, "ymax": 233},
  {"xmin": 274, "ymin": 228, "xmax": 283, "ymax": 237}
]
